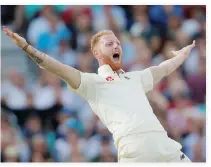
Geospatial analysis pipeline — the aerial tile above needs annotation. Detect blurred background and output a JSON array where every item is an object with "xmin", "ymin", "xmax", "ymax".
[{"xmin": 1, "ymin": 5, "xmax": 206, "ymax": 162}]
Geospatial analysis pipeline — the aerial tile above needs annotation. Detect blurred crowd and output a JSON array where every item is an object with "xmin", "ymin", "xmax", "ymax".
[{"xmin": 1, "ymin": 5, "xmax": 206, "ymax": 162}]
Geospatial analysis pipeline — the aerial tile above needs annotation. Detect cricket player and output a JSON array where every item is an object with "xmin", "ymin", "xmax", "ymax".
[{"xmin": 3, "ymin": 26, "xmax": 194, "ymax": 162}]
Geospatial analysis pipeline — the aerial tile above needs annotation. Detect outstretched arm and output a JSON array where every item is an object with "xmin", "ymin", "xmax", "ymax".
[
  {"xmin": 3, "ymin": 26, "xmax": 81, "ymax": 89},
  {"xmin": 149, "ymin": 40, "xmax": 195, "ymax": 85}
]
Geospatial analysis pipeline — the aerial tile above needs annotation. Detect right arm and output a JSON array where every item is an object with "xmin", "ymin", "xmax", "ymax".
[
  {"xmin": 3, "ymin": 26, "xmax": 81, "ymax": 89},
  {"xmin": 24, "ymin": 45, "xmax": 81, "ymax": 89}
]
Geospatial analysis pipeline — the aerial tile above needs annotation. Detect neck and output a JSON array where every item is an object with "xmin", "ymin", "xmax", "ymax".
[{"xmin": 98, "ymin": 58, "xmax": 105, "ymax": 66}]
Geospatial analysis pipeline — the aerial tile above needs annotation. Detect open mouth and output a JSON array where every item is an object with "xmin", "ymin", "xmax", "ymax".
[{"xmin": 113, "ymin": 53, "xmax": 120, "ymax": 61}]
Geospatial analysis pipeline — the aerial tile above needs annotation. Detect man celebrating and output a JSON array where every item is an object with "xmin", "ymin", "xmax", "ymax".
[{"xmin": 3, "ymin": 26, "xmax": 194, "ymax": 162}]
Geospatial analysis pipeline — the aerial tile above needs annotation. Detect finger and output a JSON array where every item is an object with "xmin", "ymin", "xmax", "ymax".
[
  {"xmin": 182, "ymin": 40, "xmax": 195, "ymax": 52},
  {"xmin": 3, "ymin": 26, "xmax": 16, "ymax": 40},
  {"xmin": 187, "ymin": 40, "xmax": 196, "ymax": 51},
  {"xmin": 189, "ymin": 40, "xmax": 195, "ymax": 48},
  {"xmin": 3, "ymin": 26, "xmax": 12, "ymax": 37},
  {"xmin": 191, "ymin": 40, "xmax": 196, "ymax": 48},
  {"xmin": 171, "ymin": 50, "xmax": 179, "ymax": 55},
  {"xmin": 190, "ymin": 40, "xmax": 196, "ymax": 47},
  {"xmin": 13, "ymin": 33, "xmax": 21, "ymax": 41}
]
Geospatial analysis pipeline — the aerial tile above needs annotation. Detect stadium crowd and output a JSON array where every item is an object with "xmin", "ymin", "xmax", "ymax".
[{"xmin": 1, "ymin": 5, "xmax": 206, "ymax": 162}]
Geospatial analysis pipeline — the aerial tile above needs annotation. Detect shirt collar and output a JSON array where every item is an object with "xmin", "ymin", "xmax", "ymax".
[{"xmin": 98, "ymin": 64, "xmax": 125, "ymax": 78}]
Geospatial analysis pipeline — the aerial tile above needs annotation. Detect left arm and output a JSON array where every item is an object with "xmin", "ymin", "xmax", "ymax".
[{"xmin": 149, "ymin": 41, "xmax": 195, "ymax": 85}]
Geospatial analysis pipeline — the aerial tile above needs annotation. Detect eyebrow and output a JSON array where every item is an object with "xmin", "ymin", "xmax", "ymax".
[{"xmin": 106, "ymin": 40, "xmax": 120, "ymax": 44}]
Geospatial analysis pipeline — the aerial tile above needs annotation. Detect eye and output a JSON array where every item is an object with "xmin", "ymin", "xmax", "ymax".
[{"xmin": 106, "ymin": 42, "xmax": 113, "ymax": 46}]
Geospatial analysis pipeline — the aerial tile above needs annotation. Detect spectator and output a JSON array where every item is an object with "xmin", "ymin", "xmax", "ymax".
[
  {"xmin": 49, "ymin": 39, "xmax": 77, "ymax": 67},
  {"xmin": 130, "ymin": 11, "xmax": 159, "ymax": 42},
  {"xmin": 76, "ymin": 50, "xmax": 95, "ymax": 73},
  {"xmin": 1, "ymin": 70, "xmax": 32, "ymax": 126},
  {"xmin": 54, "ymin": 118, "xmax": 85, "ymax": 162},
  {"xmin": 26, "ymin": 6, "xmax": 55, "ymax": 45},
  {"xmin": 30, "ymin": 135, "xmax": 52, "ymax": 162},
  {"xmin": 186, "ymin": 56, "xmax": 206, "ymax": 104},
  {"xmin": 23, "ymin": 115, "xmax": 43, "ymax": 141},
  {"xmin": 74, "ymin": 7, "xmax": 93, "ymax": 52},
  {"xmin": 32, "ymin": 70, "xmax": 62, "ymax": 130},
  {"xmin": 92, "ymin": 5, "xmax": 126, "ymax": 33},
  {"xmin": 183, "ymin": 122, "xmax": 206, "ymax": 161},
  {"xmin": 1, "ymin": 111, "xmax": 30, "ymax": 162},
  {"xmin": 36, "ymin": 13, "xmax": 71, "ymax": 54},
  {"xmin": 3, "ymin": 145, "xmax": 20, "ymax": 162},
  {"xmin": 91, "ymin": 136, "xmax": 117, "ymax": 162},
  {"xmin": 128, "ymin": 38, "xmax": 152, "ymax": 71},
  {"xmin": 148, "ymin": 5, "xmax": 184, "ymax": 29}
]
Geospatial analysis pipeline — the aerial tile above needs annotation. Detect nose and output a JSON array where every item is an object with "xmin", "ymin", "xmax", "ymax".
[{"xmin": 113, "ymin": 42, "xmax": 118, "ymax": 49}]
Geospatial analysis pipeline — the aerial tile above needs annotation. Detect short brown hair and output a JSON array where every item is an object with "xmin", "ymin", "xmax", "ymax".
[{"xmin": 90, "ymin": 30, "xmax": 114, "ymax": 54}]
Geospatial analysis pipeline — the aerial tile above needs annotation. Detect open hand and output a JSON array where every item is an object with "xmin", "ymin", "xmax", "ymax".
[
  {"xmin": 3, "ymin": 26, "xmax": 28, "ymax": 49},
  {"xmin": 171, "ymin": 40, "xmax": 195, "ymax": 59}
]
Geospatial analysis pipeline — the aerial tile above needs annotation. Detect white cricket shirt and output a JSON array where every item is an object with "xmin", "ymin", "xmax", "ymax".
[{"xmin": 68, "ymin": 64, "xmax": 166, "ymax": 148}]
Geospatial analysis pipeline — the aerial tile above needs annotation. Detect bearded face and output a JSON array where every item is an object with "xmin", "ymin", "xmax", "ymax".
[{"xmin": 94, "ymin": 34, "xmax": 123, "ymax": 71}]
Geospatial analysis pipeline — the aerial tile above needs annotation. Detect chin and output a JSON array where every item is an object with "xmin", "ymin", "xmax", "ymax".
[{"xmin": 104, "ymin": 57, "xmax": 122, "ymax": 71}]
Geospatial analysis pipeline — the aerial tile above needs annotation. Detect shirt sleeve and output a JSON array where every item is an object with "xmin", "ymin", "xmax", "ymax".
[
  {"xmin": 130, "ymin": 68, "xmax": 154, "ymax": 93},
  {"xmin": 67, "ymin": 72, "xmax": 97, "ymax": 100}
]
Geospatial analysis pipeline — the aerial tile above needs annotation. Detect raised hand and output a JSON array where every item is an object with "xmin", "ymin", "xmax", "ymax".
[
  {"xmin": 3, "ymin": 26, "xmax": 28, "ymax": 49},
  {"xmin": 171, "ymin": 40, "xmax": 195, "ymax": 59}
]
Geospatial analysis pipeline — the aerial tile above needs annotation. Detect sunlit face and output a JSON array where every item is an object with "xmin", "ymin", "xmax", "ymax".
[{"xmin": 95, "ymin": 34, "xmax": 123, "ymax": 71}]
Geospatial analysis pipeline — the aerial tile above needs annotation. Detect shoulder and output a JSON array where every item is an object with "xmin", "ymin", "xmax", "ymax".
[
  {"xmin": 80, "ymin": 72, "xmax": 102, "ymax": 82},
  {"xmin": 70, "ymin": 72, "xmax": 102, "ymax": 95},
  {"xmin": 126, "ymin": 68, "xmax": 152, "ymax": 77},
  {"xmin": 124, "ymin": 71, "xmax": 142, "ymax": 79}
]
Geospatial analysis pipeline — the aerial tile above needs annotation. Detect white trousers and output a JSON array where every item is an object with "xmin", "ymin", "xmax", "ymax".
[
  {"xmin": 117, "ymin": 132, "xmax": 191, "ymax": 162},
  {"xmin": 119, "ymin": 151, "xmax": 191, "ymax": 162}
]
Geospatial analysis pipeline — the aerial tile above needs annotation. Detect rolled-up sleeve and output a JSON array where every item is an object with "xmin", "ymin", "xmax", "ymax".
[
  {"xmin": 67, "ymin": 72, "xmax": 97, "ymax": 100},
  {"xmin": 130, "ymin": 68, "xmax": 154, "ymax": 93}
]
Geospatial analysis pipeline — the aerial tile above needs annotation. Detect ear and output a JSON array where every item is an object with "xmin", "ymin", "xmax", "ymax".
[{"xmin": 94, "ymin": 50, "xmax": 101, "ymax": 60}]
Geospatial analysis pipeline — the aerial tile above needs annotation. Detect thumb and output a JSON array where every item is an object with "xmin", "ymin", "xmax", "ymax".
[
  {"xmin": 12, "ymin": 33, "xmax": 23, "ymax": 41},
  {"xmin": 171, "ymin": 50, "xmax": 178, "ymax": 55},
  {"xmin": 171, "ymin": 51, "xmax": 176, "ymax": 54},
  {"xmin": 12, "ymin": 33, "xmax": 19, "ymax": 39},
  {"xmin": 13, "ymin": 33, "xmax": 27, "ymax": 46}
]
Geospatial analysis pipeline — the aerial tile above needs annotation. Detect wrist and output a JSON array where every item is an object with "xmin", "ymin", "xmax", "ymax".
[
  {"xmin": 22, "ymin": 43, "xmax": 29, "ymax": 51},
  {"xmin": 24, "ymin": 44, "xmax": 34, "ymax": 55}
]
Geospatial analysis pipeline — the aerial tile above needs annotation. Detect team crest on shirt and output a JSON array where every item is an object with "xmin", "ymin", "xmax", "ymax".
[{"xmin": 106, "ymin": 76, "xmax": 114, "ymax": 81}]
